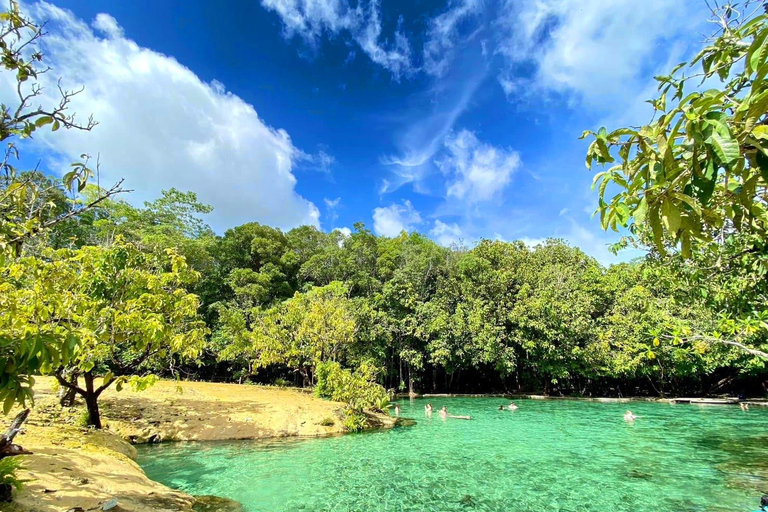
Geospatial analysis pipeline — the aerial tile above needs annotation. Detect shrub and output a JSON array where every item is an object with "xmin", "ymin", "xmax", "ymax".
[
  {"xmin": 273, "ymin": 378, "xmax": 290, "ymax": 388},
  {"xmin": 341, "ymin": 409, "xmax": 368, "ymax": 432},
  {"xmin": 314, "ymin": 361, "xmax": 389, "ymax": 412},
  {"xmin": 0, "ymin": 457, "xmax": 24, "ymax": 502}
]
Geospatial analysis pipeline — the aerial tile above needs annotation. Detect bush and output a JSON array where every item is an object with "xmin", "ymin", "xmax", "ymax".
[
  {"xmin": 0, "ymin": 457, "xmax": 24, "ymax": 502},
  {"xmin": 314, "ymin": 361, "xmax": 389, "ymax": 412},
  {"xmin": 273, "ymin": 378, "xmax": 289, "ymax": 388},
  {"xmin": 341, "ymin": 409, "xmax": 368, "ymax": 432}
]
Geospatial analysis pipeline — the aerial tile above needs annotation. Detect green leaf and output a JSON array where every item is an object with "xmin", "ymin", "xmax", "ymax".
[
  {"xmin": 706, "ymin": 132, "xmax": 739, "ymax": 167},
  {"xmin": 633, "ymin": 197, "xmax": 648, "ymax": 224},
  {"xmin": 34, "ymin": 116, "xmax": 53, "ymax": 128},
  {"xmin": 661, "ymin": 198, "xmax": 681, "ymax": 234}
]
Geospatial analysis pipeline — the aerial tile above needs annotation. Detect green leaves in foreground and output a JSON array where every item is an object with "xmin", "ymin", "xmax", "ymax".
[{"xmin": 584, "ymin": 6, "xmax": 768, "ymax": 255}]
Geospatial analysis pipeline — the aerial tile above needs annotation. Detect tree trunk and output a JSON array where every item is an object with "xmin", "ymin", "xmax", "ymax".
[
  {"xmin": 59, "ymin": 386, "xmax": 77, "ymax": 407},
  {"xmin": 0, "ymin": 409, "xmax": 32, "ymax": 502},
  {"xmin": 0, "ymin": 409, "xmax": 32, "ymax": 458},
  {"xmin": 83, "ymin": 372, "xmax": 102, "ymax": 429}
]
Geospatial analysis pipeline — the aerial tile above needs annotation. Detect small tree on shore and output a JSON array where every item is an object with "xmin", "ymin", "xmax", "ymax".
[{"xmin": 50, "ymin": 242, "xmax": 208, "ymax": 428}]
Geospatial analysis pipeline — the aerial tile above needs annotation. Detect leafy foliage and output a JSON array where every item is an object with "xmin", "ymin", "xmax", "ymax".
[
  {"xmin": 585, "ymin": 3, "xmax": 768, "ymax": 255},
  {"xmin": 584, "ymin": 2, "xmax": 768, "ymax": 363}
]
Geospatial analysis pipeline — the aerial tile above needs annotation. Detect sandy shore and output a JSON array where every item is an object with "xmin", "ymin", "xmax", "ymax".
[{"xmin": 4, "ymin": 377, "xmax": 396, "ymax": 512}]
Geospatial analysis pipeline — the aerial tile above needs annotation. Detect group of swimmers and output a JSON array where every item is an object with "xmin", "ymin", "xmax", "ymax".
[
  {"xmin": 396, "ymin": 403, "xmax": 645, "ymax": 423},
  {"xmin": 423, "ymin": 403, "xmax": 471, "ymax": 420}
]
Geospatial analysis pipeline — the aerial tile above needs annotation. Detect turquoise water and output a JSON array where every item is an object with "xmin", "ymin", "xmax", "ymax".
[{"xmin": 137, "ymin": 398, "xmax": 768, "ymax": 512}]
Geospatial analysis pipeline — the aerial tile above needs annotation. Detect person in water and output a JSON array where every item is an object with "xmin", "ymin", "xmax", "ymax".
[
  {"xmin": 394, "ymin": 403, "xmax": 401, "ymax": 415},
  {"xmin": 624, "ymin": 410, "xmax": 638, "ymax": 422},
  {"xmin": 741, "ymin": 402, "xmax": 750, "ymax": 412},
  {"xmin": 498, "ymin": 404, "xmax": 505, "ymax": 410},
  {"xmin": 753, "ymin": 494, "xmax": 768, "ymax": 512},
  {"xmin": 425, "ymin": 403, "xmax": 433, "ymax": 415},
  {"xmin": 508, "ymin": 402, "xmax": 519, "ymax": 410},
  {"xmin": 439, "ymin": 406, "xmax": 448, "ymax": 418}
]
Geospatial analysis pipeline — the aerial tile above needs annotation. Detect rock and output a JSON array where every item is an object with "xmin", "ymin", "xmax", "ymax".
[
  {"xmin": 193, "ymin": 495, "xmax": 246, "ymax": 512},
  {"xmin": 102, "ymin": 498, "xmax": 118, "ymax": 510}
]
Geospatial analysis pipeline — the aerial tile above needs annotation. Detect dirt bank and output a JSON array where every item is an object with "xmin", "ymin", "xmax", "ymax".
[{"xmin": 4, "ymin": 377, "xmax": 396, "ymax": 512}]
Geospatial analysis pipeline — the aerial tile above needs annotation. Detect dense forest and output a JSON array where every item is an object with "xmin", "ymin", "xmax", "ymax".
[
  {"xmin": 9, "ymin": 183, "xmax": 768, "ymax": 402},
  {"xmin": 1, "ymin": 0, "xmax": 768, "ymax": 437}
]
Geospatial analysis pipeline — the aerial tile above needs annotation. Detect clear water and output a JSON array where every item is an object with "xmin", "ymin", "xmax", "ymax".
[{"xmin": 137, "ymin": 398, "xmax": 768, "ymax": 512}]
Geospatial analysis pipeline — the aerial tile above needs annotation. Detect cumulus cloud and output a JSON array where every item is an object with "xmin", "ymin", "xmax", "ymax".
[
  {"xmin": 335, "ymin": 226, "xmax": 352, "ymax": 237},
  {"xmin": 260, "ymin": 0, "xmax": 414, "ymax": 79},
  {"xmin": 430, "ymin": 219, "xmax": 463, "ymax": 246},
  {"xmin": 438, "ymin": 129, "xmax": 520, "ymax": 203},
  {"xmin": 91, "ymin": 13, "xmax": 123, "ymax": 38},
  {"xmin": 3, "ymin": 2, "xmax": 320, "ymax": 232},
  {"xmin": 372, "ymin": 200, "xmax": 422, "ymax": 237}
]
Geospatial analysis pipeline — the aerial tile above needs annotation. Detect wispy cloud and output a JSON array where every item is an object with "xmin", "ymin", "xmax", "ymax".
[
  {"xmin": 260, "ymin": 0, "xmax": 415, "ymax": 79},
  {"xmin": 423, "ymin": 0, "xmax": 484, "ymax": 77},
  {"xmin": 494, "ymin": 0, "xmax": 706, "ymax": 107}
]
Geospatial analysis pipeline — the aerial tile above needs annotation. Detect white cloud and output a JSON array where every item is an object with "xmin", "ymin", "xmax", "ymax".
[
  {"xmin": 324, "ymin": 196, "xmax": 341, "ymax": 227},
  {"xmin": 430, "ymin": 219, "xmax": 463, "ymax": 246},
  {"xmin": 4, "ymin": 2, "xmax": 319, "ymax": 232},
  {"xmin": 495, "ymin": 0, "xmax": 704, "ymax": 106},
  {"xmin": 439, "ymin": 129, "xmax": 520, "ymax": 203},
  {"xmin": 260, "ymin": 0, "xmax": 414, "ymax": 79},
  {"xmin": 92, "ymin": 13, "xmax": 123, "ymax": 38},
  {"xmin": 382, "ymin": 67, "xmax": 486, "ymax": 193},
  {"xmin": 519, "ymin": 236, "xmax": 546, "ymax": 248},
  {"xmin": 423, "ymin": 0, "xmax": 483, "ymax": 77},
  {"xmin": 372, "ymin": 200, "xmax": 422, "ymax": 237},
  {"xmin": 335, "ymin": 226, "xmax": 352, "ymax": 237}
]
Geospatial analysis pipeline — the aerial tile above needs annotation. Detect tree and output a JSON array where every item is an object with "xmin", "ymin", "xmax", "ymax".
[
  {"xmin": 1, "ymin": 240, "xmax": 208, "ymax": 428},
  {"xmin": 0, "ymin": 2, "xmax": 125, "ymax": 257},
  {"xmin": 584, "ymin": 1, "xmax": 768, "ymax": 360},
  {"xmin": 585, "ymin": 2, "xmax": 768, "ymax": 255},
  {"xmin": 218, "ymin": 282, "xmax": 355, "ymax": 386}
]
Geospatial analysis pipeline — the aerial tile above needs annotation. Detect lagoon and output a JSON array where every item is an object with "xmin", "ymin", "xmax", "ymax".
[{"xmin": 137, "ymin": 398, "xmax": 768, "ymax": 512}]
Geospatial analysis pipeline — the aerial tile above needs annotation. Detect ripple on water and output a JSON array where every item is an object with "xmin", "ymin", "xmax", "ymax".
[{"xmin": 137, "ymin": 398, "xmax": 768, "ymax": 512}]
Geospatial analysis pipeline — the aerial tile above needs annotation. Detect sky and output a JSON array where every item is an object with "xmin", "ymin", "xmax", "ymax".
[{"xmin": 2, "ymin": 0, "xmax": 715, "ymax": 264}]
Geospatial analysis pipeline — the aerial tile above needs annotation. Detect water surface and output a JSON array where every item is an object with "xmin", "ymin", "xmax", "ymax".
[{"xmin": 137, "ymin": 398, "xmax": 768, "ymax": 512}]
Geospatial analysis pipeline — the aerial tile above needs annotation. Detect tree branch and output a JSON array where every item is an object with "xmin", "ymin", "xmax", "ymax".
[
  {"xmin": 672, "ymin": 334, "xmax": 768, "ymax": 360},
  {"xmin": 9, "ymin": 178, "xmax": 130, "ymax": 245}
]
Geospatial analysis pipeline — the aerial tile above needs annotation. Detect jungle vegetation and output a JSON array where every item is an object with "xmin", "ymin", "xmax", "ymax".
[{"xmin": 0, "ymin": 0, "xmax": 765, "ymax": 445}]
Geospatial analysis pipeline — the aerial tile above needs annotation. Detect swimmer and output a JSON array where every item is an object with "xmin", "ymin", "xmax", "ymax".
[
  {"xmin": 439, "ymin": 406, "xmax": 448, "ymax": 418},
  {"xmin": 508, "ymin": 402, "xmax": 519, "ymax": 410},
  {"xmin": 498, "ymin": 404, "xmax": 505, "ymax": 410},
  {"xmin": 753, "ymin": 494, "xmax": 768, "ymax": 512},
  {"xmin": 425, "ymin": 403, "xmax": 433, "ymax": 416},
  {"xmin": 740, "ymin": 402, "xmax": 750, "ymax": 412},
  {"xmin": 623, "ymin": 410, "xmax": 638, "ymax": 422},
  {"xmin": 394, "ymin": 403, "xmax": 401, "ymax": 415}
]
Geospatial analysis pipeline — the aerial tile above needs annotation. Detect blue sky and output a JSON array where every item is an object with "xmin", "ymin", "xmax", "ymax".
[{"xmin": 4, "ymin": 0, "xmax": 713, "ymax": 264}]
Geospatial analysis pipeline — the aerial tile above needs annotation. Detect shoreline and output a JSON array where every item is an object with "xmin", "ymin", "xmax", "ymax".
[
  {"xmin": 397, "ymin": 393, "xmax": 768, "ymax": 405},
  {"xmin": 6, "ymin": 378, "xmax": 398, "ymax": 512}
]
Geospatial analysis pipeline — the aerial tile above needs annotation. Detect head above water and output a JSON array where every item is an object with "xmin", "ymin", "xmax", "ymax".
[{"xmin": 762, "ymin": 494, "xmax": 768, "ymax": 510}]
